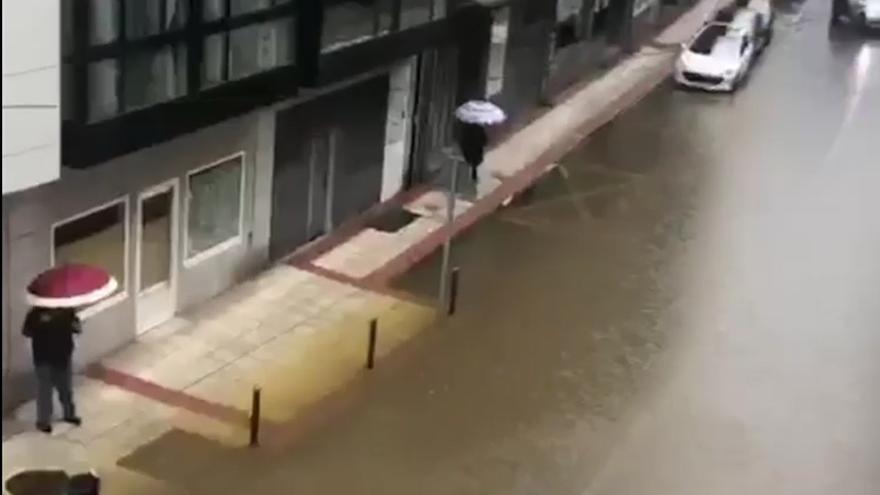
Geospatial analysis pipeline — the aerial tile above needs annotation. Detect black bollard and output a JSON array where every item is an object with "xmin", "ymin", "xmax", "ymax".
[
  {"xmin": 249, "ymin": 387, "xmax": 261, "ymax": 447},
  {"xmin": 447, "ymin": 267, "xmax": 460, "ymax": 316},
  {"xmin": 366, "ymin": 319, "xmax": 378, "ymax": 370}
]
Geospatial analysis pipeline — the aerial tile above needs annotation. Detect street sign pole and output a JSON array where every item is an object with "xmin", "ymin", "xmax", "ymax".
[{"xmin": 438, "ymin": 156, "xmax": 459, "ymax": 313}]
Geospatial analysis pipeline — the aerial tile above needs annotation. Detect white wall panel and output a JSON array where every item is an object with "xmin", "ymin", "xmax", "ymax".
[{"xmin": 2, "ymin": 0, "xmax": 61, "ymax": 194}]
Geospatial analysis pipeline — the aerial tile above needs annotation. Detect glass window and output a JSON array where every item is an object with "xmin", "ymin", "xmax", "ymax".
[
  {"xmin": 187, "ymin": 156, "xmax": 244, "ymax": 259},
  {"xmin": 125, "ymin": 0, "xmax": 188, "ymax": 40},
  {"xmin": 124, "ymin": 45, "xmax": 188, "ymax": 111},
  {"xmin": 376, "ymin": 0, "xmax": 395, "ymax": 34},
  {"xmin": 139, "ymin": 190, "xmax": 173, "ymax": 291},
  {"xmin": 202, "ymin": 34, "xmax": 227, "ymax": 88},
  {"xmin": 432, "ymin": 0, "xmax": 447, "ymax": 20},
  {"xmin": 90, "ymin": 0, "xmax": 120, "ymax": 45},
  {"xmin": 486, "ymin": 7, "xmax": 509, "ymax": 98},
  {"xmin": 88, "ymin": 59, "xmax": 120, "ymax": 122},
  {"xmin": 203, "ymin": 0, "xmax": 226, "ymax": 20},
  {"xmin": 400, "ymin": 0, "xmax": 432, "ymax": 29},
  {"xmin": 54, "ymin": 201, "xmax": 127, "ymax": 300},
  {"xmin": 322, "ymin": 0, "xmax": 392, "ymax": 52},
  {"xmin": 230, "ymin": 0, "xmax": 290, "ymax": 17},
  {"xmin": 62, "ymin": 0, "xmax": 74, "ymax": 56},
  {"xmin": 62, "ymin": 63, "xmax": 73, "ymax": 121},
  {"xmin": 228, "ymin": 19, "xmax": 295, "ymax": 81}
]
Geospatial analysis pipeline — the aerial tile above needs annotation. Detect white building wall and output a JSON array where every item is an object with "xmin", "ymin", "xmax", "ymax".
[{"xmin": 2, "ymin": 0, "xmax": 61, "ymax": 194}]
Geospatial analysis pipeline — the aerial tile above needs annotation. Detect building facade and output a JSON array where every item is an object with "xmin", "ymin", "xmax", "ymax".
[
  {"xmin": 2, "ymin": 0, "xmax": 657, "ymax": 411},
  {"xmin": 1, "ymin": 0, "xmax": 503, "ymax": 411}
]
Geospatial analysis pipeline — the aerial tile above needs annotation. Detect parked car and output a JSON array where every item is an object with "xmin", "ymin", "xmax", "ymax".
[
  {"xmin": 832, "ymin": 0, "xmax": 880, "ymax": 31},
  {"xmin": 674, "ymin": 18, "xmax": 759, "ymax": 92}
]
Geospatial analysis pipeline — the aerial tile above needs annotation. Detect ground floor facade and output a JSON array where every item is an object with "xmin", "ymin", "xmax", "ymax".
[
  {"xmin": 2, "ymin": 108, "xmax": 274, "ymax": 410},
  {"xmin": 0, "ymin": 45, "xmax": 469, "ymax": 412},
  {"xmin": 1, "ymin": 0, "xmax": 677, "ymax": 412}
]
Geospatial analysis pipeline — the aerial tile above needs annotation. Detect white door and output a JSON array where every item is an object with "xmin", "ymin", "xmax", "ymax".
[{"xmin": 135, "ymin": 180, "xmax": 178, "ymax": 334}]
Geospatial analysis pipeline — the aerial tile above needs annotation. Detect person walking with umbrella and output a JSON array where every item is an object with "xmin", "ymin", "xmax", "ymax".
[
  {"xmin": 22, "ymin": 263, "xmax": 117, "ymax": 433},
  {"xmin": 454, "ymin": 100, "xmax": 506, "ymax": 190}
]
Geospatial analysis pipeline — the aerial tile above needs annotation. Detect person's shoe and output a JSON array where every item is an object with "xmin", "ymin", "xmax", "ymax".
[
  {"xmin": 36, "ymin": 422, "xmax": 52, "ymax": 434},
  {"xmin": 63, "ymin": 415, "xmax": 82, "ymax": 426}
]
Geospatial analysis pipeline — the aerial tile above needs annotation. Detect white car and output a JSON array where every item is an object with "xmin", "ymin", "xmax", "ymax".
[
  {"xmin": 832, "ymin": 0, "xmax": 880, "ymax": 30},
  {"xmin": 675, "ymin": 22, "xmax": 757, "ymax": 92}
]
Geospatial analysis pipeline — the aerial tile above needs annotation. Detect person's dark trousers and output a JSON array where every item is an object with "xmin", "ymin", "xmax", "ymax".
[{"xmin": 35, "ymin": 363, "xmax": 76, "ymax": 426}]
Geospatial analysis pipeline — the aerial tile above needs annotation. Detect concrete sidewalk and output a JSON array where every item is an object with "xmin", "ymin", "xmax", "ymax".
[{"xmin": 3, "ymin": 1, "xmax": 728, "ymax": 491}]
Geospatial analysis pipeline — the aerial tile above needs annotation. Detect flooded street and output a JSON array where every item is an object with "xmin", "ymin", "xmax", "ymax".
[{"xmin": 119, "ymin": 1, "xmax": 880, "ymax": 493}]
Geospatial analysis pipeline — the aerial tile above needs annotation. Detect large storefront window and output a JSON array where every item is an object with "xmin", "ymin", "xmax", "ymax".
[
  {"xmin": 186, "ymin": 155, "xmax": 244, "ymax": 261},
  {"xmin": 53, "ymin": 200, "xmax": 128, "ymax": 301}
]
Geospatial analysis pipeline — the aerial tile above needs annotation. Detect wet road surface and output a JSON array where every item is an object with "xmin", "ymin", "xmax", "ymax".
[{"xmin": 122, "ymin": 0, "xmax": 880, "ymax": 492}]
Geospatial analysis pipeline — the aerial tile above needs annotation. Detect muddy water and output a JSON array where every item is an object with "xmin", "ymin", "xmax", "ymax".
[{"xmin": 237, "ymin": 85, "xmax": 709, "ymax": 494}]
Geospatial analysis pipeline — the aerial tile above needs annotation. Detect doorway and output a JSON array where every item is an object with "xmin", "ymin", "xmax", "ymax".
[
  {"xmin": 305, "ymin": 129, "xmax": 339, "ymax": 242},
  {"xmin": 270, "ymin": 75, "xmax": 389, "ymax": 261},
  {"xmin": 135, "ymin": 180, "xmax": 178, "ymax": 334}
]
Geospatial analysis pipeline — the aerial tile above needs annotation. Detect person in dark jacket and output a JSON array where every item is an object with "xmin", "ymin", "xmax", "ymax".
[
  {"xmin": 457, "ymin": 122, "xmax": 488, "ymax": 183},
  {"xmin": 22, "ymin": 307, "xmax": 82, "ymax": 433}
]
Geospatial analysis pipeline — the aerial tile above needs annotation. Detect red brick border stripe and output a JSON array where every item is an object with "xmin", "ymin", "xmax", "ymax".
[{"xmin": 85, "ymin": 363, "xmax": 252, "ymax": 427}]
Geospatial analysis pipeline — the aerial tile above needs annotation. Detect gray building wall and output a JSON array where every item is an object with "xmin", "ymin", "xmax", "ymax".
[{"xmin": 2, "ymin": 109, "xmax": 276, "ymax": 411}]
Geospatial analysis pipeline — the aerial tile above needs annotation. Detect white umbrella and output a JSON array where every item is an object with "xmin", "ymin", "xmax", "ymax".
[{"xmin": 454, "ymin": 100, "xmax": 507, "ymax": 126}]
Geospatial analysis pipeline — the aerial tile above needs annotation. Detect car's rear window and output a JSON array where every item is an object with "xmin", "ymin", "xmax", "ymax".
[{"xmin": 691, "ymin": 24, "xmax": 729, "ymax": 55}]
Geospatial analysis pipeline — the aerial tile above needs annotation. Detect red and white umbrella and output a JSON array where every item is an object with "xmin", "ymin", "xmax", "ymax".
[{"xmin": 26, "ymin": 264, "xmax": 118, "ymax": 308}]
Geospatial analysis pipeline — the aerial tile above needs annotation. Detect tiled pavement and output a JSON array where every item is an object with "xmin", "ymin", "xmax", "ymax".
[{"xmin": 3, "ymin": 0, "xmax": 730, "ymax": 490}]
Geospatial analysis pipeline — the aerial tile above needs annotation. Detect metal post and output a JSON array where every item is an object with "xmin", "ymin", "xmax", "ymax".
[
  {"xmin": 366, "ymin": 319, "xmax": 378, "ymax": 369},
  {"xmin": 447, "ymin": 267, "xmax": 460, "ymax": 316},
  {"xmin": 249, "ymin": 387, "xmax": 261, "ymax": 447},
  {"xmin": 438, "ymin": 157, "xmax": 459, "ymax": 312}
]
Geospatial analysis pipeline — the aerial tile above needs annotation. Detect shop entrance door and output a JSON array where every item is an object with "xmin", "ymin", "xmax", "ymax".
[{"xmin": 135, "ymin": 180, "xmax": 178, "ymax": 334}]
